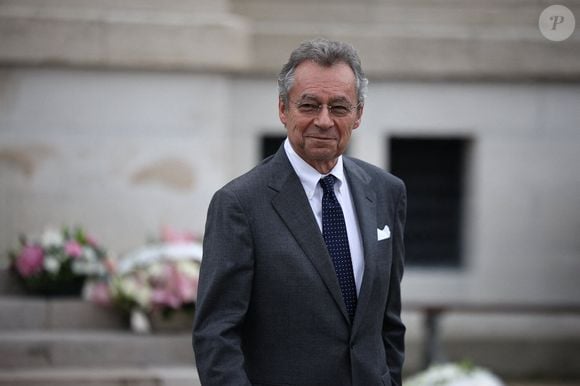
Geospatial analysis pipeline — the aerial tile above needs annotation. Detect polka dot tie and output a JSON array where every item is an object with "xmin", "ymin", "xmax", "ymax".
[{"xmin": 320, "ymin": 175, "xmax": 357, "ymax": 322}]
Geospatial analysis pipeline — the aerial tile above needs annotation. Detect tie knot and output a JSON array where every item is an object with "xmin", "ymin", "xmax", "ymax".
[{"xmin": 320, "ymin": 175, "xmax": 337, "ymax": 194}]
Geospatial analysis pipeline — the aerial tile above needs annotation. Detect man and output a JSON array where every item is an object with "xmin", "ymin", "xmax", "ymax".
[{"xmin": 193, "ymin": 38, "xmax": 406, "ymax": 386}]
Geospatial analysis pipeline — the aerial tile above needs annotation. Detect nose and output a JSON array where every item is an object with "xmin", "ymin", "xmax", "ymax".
[{"xmin": 314, "ymin": 105, "xmax": 334, "ymax": 129}]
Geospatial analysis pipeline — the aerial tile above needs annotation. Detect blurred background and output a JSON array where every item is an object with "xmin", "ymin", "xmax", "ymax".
[{"xmin": 1, "ymin": 0, "xmax": 579, "ymax": 385}]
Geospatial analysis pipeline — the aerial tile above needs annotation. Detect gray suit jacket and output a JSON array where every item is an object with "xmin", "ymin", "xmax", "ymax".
[{"xmin": 193, "ymin": 146, "xmax": 406, "ymax": 386}]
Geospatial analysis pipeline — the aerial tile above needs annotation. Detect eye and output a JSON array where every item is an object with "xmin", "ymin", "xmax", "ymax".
[
  {"xmin": 329, "ymin": 105, "xmax": 350, "ymax": 116},
  {"xmin": 297, "ymin": 103, "xmax": 319, "ymax": 113}
]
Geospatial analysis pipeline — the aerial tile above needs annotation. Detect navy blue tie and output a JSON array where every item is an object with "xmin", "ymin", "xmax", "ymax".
[{"xmin": 320, "ymin": 175, "xmax": 357, "ymax": 321}]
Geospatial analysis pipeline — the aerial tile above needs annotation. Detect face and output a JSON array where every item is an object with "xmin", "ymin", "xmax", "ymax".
[{"xmin": 279, "ymin": 60, "xmax": 363, "ymax": 174}]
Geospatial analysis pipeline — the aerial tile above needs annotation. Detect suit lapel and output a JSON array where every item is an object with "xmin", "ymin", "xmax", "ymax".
[
  {"xmin": 269, "ymin": 149, "xmax": 350, "ymax": 321},
  {"xmin": 344, "ymin": 158, "xmax": 378, "ymax": 330}
]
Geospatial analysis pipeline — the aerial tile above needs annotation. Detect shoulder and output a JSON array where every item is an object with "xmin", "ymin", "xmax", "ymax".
[
  {"xmin": 212, "ymin": 150, "xmax": 291, "ymax": 203},
  {"xmin": 345, "ymin": 156, "xmax": 405, "ymax": 192}
]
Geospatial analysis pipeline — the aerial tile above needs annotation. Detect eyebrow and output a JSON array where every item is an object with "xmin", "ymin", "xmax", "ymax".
[{"xmin": 298, "ymin": 94, "xmax": 352, "ymax": 104}]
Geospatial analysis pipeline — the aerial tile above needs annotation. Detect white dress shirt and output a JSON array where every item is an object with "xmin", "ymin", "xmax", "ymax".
[{"xmin": 284, "ymin": 139, "xmax": 364, "ymax": 295}]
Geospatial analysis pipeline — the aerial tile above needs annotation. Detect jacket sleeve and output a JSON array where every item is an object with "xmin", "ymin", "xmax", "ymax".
[
  {"xmin": 382, "ymin": 181, "xmax": 407, "ymax": 386},
  {"xmin": 193, "ymin": 188, "xmax": 254, "ymax": 386}
]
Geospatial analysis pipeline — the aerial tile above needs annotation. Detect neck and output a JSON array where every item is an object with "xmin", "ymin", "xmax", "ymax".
[{"xmin": 308, "ymin": 159, "xmax": 338, "ymax": 175}]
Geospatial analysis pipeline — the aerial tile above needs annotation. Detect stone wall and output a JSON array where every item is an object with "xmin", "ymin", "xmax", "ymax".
[
  {"xmin": 1, "ymin": 0, "xmax": 579, "ymax": 346},
  {"xmin": 2, "ymin": 0, "xmax": 579, "ymax": 78}
]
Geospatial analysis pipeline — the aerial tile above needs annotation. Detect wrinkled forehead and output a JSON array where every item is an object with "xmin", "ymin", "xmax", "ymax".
[{"xmin": 290, "ymin": 61, "xmax": 357, "ymax": 101}]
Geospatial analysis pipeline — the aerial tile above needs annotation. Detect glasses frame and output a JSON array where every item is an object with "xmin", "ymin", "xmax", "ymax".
[{"xmin": 290, "ymin": 99, "xmax": 361, "ymax": 118}]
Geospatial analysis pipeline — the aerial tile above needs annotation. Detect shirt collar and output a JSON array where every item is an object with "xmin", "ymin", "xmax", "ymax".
[{"xmin": 284, "ymin": 138, "xmax": 346, "ymax": 199}]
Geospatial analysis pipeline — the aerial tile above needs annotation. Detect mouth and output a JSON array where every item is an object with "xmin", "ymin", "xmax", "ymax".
[{"xmin": 305, "ymin": 135, "xmax": 336, "ymax": 141}]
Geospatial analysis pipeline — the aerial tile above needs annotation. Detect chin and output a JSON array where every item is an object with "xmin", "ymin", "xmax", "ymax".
[{"xmin": 308, "ymin": 151, "xmax": 338, "ymax": 162}]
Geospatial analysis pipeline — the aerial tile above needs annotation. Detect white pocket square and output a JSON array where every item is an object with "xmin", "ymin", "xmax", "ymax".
[{"xmin": 377, "ymin": 225, "xmax": 391, "ymax": 241}]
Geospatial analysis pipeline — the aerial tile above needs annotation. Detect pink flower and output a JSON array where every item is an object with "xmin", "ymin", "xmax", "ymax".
[
  {"xmin": 149, "ymin": 264, "xmax": 197, "ymax": 310},
  {"xmin": 84, "ymin": 281, "xmax": 111, "ymax": 306},
  {"xmin": 161, "ymin": 226, "xmax": 196, "ymax": 244},
  {"xmin": 103, "ymin": 258, "xmax": 116, "ymax": 274},
  {"xmin": 171, "ymin": 265, "xmax": 197, "ymax": 303},
  {"xmin": 151, "ymin": 289, "xmax": 181, "ymax": 309},
  {"xmin": 162, "ymin": 264, "xmax": 197, "ymax": 305},
  {"xmin": 15, "ymin": 245, "xmax": 44, "ymax": 277},
  {"xmin": 64, "ymin": 241, "xmax": 83, "ymax": 258},
  {"xmin": 85, "ymin": 234, "xmax": 98, "ymax": 247}
]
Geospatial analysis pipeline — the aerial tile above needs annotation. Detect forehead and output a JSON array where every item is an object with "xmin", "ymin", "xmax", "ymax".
[{"xmin": 291, "ymin": 60, "xmax": 357, "ymax": 101}]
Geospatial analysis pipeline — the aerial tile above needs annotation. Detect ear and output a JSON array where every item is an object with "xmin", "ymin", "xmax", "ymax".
[
  {"xmin": 278, "ymin": 98, "xmax": 288, "ymax": 126},
  {"xmin": 352, "ymin": 104, "xmax": 364, "ymax": 130}
]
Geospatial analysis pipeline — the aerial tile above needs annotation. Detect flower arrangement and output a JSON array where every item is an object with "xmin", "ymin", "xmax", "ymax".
[
  {"xmin": 404, "ymin": 362, "xmax": 504, "ymax": 386},
  {"xmin": 85, "ymin": 226, "xmax": 202, "ymax": 332},
  {"xmin": 7, "ymin": 226, "xmax": 108, "ymax": 296}
]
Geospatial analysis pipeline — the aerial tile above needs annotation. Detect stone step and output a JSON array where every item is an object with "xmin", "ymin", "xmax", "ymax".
[
  {"xmin": 0, "ymin": 369, "xmax": 576, "ymax": 386},
  {"xmin": 1, "ymin": 330, "xmax": 579, "ymax": 379},
  {"xmin": 443, "ymin": 337, "xmax": 580, "ymax": 380},
  {"xmin": 0, "ymin": 366, "xmax": 200, "ymax": 386},
  {"xmin": 0, "ymin": 331, "xmax": 194, "ymax": 369},
  {"xmin": 0, "ymin": 296, "xmax": 125, "ymax": 331},
  {"xmin": 1, "ymin": 295, "xmax": 579, "ymax": 380},
  {"xmin": 1, "ymin": 329, "xmax": 579, "ymax": 380}
]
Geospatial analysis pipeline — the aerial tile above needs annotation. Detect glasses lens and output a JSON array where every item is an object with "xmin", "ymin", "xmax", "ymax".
[
  {"xmin": 329, "ymin": 105, "xmax": 351, "ymax": 117},
  {"xmin": 295, "ymin": 101, "xmax": 354, "ymax": 117},
  {"xmin": 297, "ymin": 103, "xmax": 319, "ymax": 114}
]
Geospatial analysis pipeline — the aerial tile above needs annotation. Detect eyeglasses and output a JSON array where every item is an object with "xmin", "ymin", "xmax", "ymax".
[{"xmin": 292, "ymin": 100, "xmax": 360, "ymax": 118}]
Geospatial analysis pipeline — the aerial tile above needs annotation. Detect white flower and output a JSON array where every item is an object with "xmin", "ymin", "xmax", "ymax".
[
  {"xmin": 91, "ymin": 261, "xmax": 107, "ymax": 276},
  {"xmin": 130, "ymin": 309, "xmax": 151, "ymax": 334},
  {"xmin": 146, "ymin": 261, "xmax": 164, "ymax": 279},
  {"xmin": 179, "ymin": 261, "xmax": 200, "ymax": 278},
  {"xmin": 116, "ymin": 277, "xmax": 152, "ymax": 309},
  {"xmin": 405, "ymin": 363, "xmax": 504, "ymax": 386},
  {"xmin": 41, "ymin": 229, "xmax": 63, "ymax": 248},
  {"xmin": 72, "ymin": 260, "xmax": 89, "ymax": 275},
  {"xmin": 83, "ymin": 247, "xmax": 97, "ymax": 262},
  {"xmin": 73, "ymin": 260, "xmax": 105, "ymax": 276},
  {"xmin": 44, "ymin": 256, "xmax": 61, "ymax": 273}
]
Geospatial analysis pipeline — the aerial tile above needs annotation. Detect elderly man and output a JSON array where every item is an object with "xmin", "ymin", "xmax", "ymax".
[{"xmin": 193, "ymin": 38, "xmax": 407, "ymax": 386}]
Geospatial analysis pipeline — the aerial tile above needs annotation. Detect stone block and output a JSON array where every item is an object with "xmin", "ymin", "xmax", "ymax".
[
  {"xmin": 0, "ymin": 0, "xmax": 251, "ymax": 71},
  {"xmin": 48, "ymin": 299, "xmax": 125, "ymax": 330},
  {"xmin": 0, "ymin": 366, "xmax": 200, "ymax": 386},
  {"xmin": 444, "ymin": 337, "xmax": 580, "ymax": 380},
  {"xmin": 0, "ymin": 297, "xmax": 125, "ymax": 330},
  {"xmin": 0, "ymin": 332, "xmax": 194, "ymax": 369},
  {"xmin": 0, "ymin": 297, "xmax": 47, "ymax": 330}
]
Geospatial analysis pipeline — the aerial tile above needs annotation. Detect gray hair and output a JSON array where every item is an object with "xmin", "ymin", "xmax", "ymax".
[{"xmin": 278, "ymin": 38, "xmax": 368, "ymax": 107}]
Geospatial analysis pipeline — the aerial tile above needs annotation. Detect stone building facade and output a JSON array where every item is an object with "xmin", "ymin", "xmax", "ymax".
[{"xmin": 1, "ymin": 0, "xmax": 580, "ymax": 377}]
